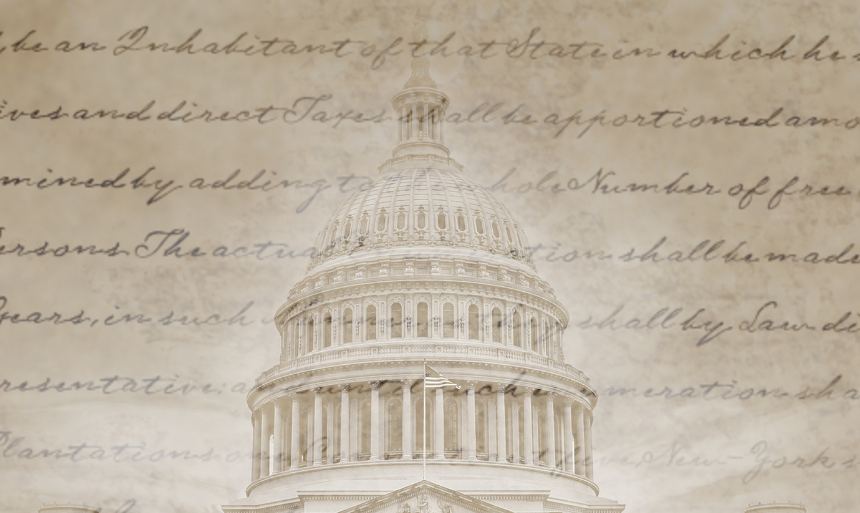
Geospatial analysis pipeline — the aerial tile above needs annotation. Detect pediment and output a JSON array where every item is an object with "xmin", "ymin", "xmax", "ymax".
[{"xmin": 337, "ymin": 481, "xmax": 513, "ymax": 513}]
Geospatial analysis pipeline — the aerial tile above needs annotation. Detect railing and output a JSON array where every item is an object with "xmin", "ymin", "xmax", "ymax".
[{"xmin": 257, "ymin": 342, "xmax": 589, "ymax": 385}]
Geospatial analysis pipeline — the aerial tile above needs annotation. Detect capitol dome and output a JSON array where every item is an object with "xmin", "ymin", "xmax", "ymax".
[
  {"xmin": 225, "ymin": 12, "xmax": 623, "ymax": 513},
  {"xmin": 308, "ymin": 164, "xmax": 535, "ymax": 272}
]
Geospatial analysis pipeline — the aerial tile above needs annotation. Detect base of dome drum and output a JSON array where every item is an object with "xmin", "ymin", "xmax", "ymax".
[{"xmin": 228, "ymin": 460, "xmax": 623, "ymax": 513}]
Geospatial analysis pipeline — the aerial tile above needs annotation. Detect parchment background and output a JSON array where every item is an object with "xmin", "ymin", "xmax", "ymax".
[{"xmin": 1, "ymin": 1, "xmax": 858, "ymax": 512}]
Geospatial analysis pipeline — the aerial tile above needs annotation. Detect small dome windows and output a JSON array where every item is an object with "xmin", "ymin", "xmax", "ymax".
[
  {"xmin": 492, "ymin": 221, "xmax": 500, "ymax": 239},
  {"xmin": 475, "ymin": 217, "xmax": 484, "ymax": 235},
  {"xmin": 359, "ymin": 213, "xmax": 369, "ymax": 236},
  {"xmin": 456, "ymin": 211, "xmax": 466, "ymax": 231},
  {"xmin": 343, "ymin": 220, "xmax": 352, "ymax": 240},
  {"xmin": 376, "ymin": 209, "xmax": 388, "ymax": 232},
  {"xmin": 417, "ymin": 206, "xmax": 427, "ymax": 230},
  {"xmin": 396, "ymin": 209, "xmax": 407, "ymax": 230},
  {"xmin": 436, "ymin": 209, "xmax": 446, "ymax": 230}
]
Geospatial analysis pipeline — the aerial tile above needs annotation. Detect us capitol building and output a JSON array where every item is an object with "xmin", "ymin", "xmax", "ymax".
[
  {"xmin": 221, "ymin": 13, "xmax": 622, "ymax": 513},
  {"xmin": 35, "ymin": 15, "xmax": 811, "ymax": 513}
]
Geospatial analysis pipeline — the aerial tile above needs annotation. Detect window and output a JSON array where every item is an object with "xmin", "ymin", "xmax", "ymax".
[
  {"xmin": 476, "ymin": 400, "xmax": 487, "ymax": 459},
  {"xmin": 391, "ymin": 303, "xmax": 403, "ymax": 338},
  {"xmin": 359, "ymin": 401, "xmax": 371, "ymax": 460},
  {"xmin": 444, "ymin": 399, "xmax": 460, "ymax": 455},
  {"xmin": 513, "ymin": 312, "xmax": 522, "ymax": 347},
  {"xmin": 475, "ymin": 217, "xmax": 484, "ymax": 234},
  {"xmin": 468, "ymin": 305, "xmax": 479, "ymax": 340},
  {"xmin": 442, "ymin": 303, "xmax": 455, "ymax": 338},
  {"xmin": 396, "ymin": 210, "xmax": 406, "ymax": 230},
  {"xmin": 414, "ymin": 397, "xmax": 432, "ymax": 459},
  {"xmin": 359, "ymin": 215, "xmax": 368, "ymax": 236},
  {"xmin": 387, "ymin": 400, "xmax": 402, "ymax": 457},
  {"xmin": 343, "ymin": 221, "xmax": 351, "ymax": 240},
  {"xmin": 328, "ymin": 225, "xmax": 338, "ymax": 246},
  {"xmin": 530, "ymin": 318, "xmax": 538, "ymax": 352},
  {"xmin": 366, "ymin": 306, "xmax": 377, "ymax": 340},
  {"xmin": 492, "ymin": 308, "xmax": 502, "ymax": 343},
  {"xmin": 417, "ymin": 302, "xmax": 429, "ymax": 338},
  {"xmin": 505, "ymin": 225, "xmax": 513, "ymax": 244},
  {"xmin": 377, "ymin": 212, "xmax": 387, "ymax": 232},
  {"xmin": 417, "ymin": 209, "xmax": 426, "ymax": 229},
  {"xmin": 492, "ymin": 221, "xmax": 500, "ymax": 238},
  {"xmin": 436, "ymin": 212, "xmax": 446, "ymax": 229},
  {"xmin": 342, "ymin": 308, "xmax": 353, "ymax": 343},
  {"xmin": 457, "ymin": 213, "xmax": 466, "ymax": 231},
  {"xmin": 324, "ymin": 313, "xmax": 332, "ymax": 348},
  {"xmin": 307, "ymin": 318, "xmax": 315, "ymax": 353},
  {"xmin": 543, "ymin": 321, "xmax": 549, "ymax": 356}
]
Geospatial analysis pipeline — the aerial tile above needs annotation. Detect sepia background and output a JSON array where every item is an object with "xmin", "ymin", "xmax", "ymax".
[{"xmin": 1, "ymin": 1, "xmax": 858, "ymax": 512}]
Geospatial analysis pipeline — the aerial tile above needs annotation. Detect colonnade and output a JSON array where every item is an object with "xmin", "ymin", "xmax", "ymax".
[{"xmin": 251, "ymin": 380, "xmax": 594, "ymax": 483}]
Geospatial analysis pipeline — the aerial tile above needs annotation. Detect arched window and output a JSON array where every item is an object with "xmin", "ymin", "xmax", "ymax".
[
  {"xmin": 436, "ymin": 211, "xmax": 446, "ymax": 230},
  {"xmin": 444, "ymin": 399, "xmax": 460, "ymax": 456},
  {"xmin": 386, "ymin": 399, "xmax": 402, "ymax": 458},
  {"xmin": 307, "ymin": 317, "xmax": 315, "ymax": 353},
  {"xmin": 492, "ymin": 308, "xmax": 502, "ymax": 343},
  {"xmin": 359, "ymin": 401, "xmax": 371, "ymax": 460},
  {"xmin": 417, "ymin": 302, "xmax": 429, "ymax": 338},
  {"xmin": 414, "ymin": 397, "xmax": 432, "ymax": 459},
  {"xmin": 475, "ymin": 217, "xmax": 484, "ymax": 234},
  {"xmin": 505, "ymin": 225, "xmax": 513, "ymax": 243},
  {"xmin": 468, "ymin": 304, "xmax": 480, "ymax": 340},
  {"xmin": 492, "ymin": 221, "xmax": 500, "ymax": 239},
  {"xmin": 358, "ymin": 215, "xmax": 369, "ymax": 236},
  {"xmin": 513, "ymin": 312, "xmax": 522, "ymax": 347},
  {"xmin": 391, "ymin": 303, "xmax": 403, "ymax": 338},
  {"xmin": 343, "ymin": 221, "xmax": 352, "ymax": 240},
  {"xmin": 324, "ymin": 313, "xmax": 332, "ymax": 348},
  {"xmin": 342, "ymin": 308, "xmax": 353, "ymax": 343},
  {"xmin": 321, "ymin": 404, "xmax": 328, "ymax": 462},
  {"xmin": 376, "ymin": 211, "xmax": 387, "ymax": 232},
  {"xmin": 536, "ymin": 411, "xmax": 545, "ymax": 465},
  {"xmin": 328, "ymin": 224, "xmax": 338, "ymax": 246},
  {"xmin": 396, "ymin": 210, "xmax": 407, "ymax": 230},
  {"xmin": 417, "ymin": 208, "xmax": 426, "ymax": 229},
  {"xmin": 530, "ymin": 318, "xmax": 538, "ymax": 352},
  {"xmin": 476, "ymin": 399, "xmax": 487, "ymax": 460},
  {"xmin": 543, "ymin": 321, "xmax": 549, "ymax": 356},
  {"xmin": 366, "ymin": 305, "xmax": 377, "ymax": 341},
  {"xmin": 442, "ymin": 303, "xmax": 455, "ymax": 338},
  {"xmin": 456, "ymin": 213, "xmax": 467, "ymax": 231}
]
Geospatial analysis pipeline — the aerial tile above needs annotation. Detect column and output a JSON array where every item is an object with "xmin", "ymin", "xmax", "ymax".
[
  {"xmin": 340, "ymin": 384, "xmax": 350, "ymax": 463},
  {"xmin": 434, "ymin": 387, "xmax": 445, "ymax": 459},
  {"xmin": 327, "ymin": 402, "xmax": 335, "ymax": 464},
  {"xmin": 290, "ymin": 395, "xmax": 300, "ymax": 469},
  {"xmin": 402, "ymin": 380, "xmax": 413, "ymax": 459},
  {"xmin": 260, "ymin": 407, "xmax": 271, "ymax": 477},
  {"xmin": 584, "ymin": 410, "xmax": 594, "ymax": 479},
  {"xmin": 400, "ymin": 106, "xmax": 407, "ymax": 141},
  {"xmin": 273, "ymin": 401, "xmax": 283, "ymax": 473},
  {"xmin": 496, "ymin": 383, "xmax": 507, "ymax": 462},
  {"xmin": 511, "ymin": 401, "xmax": 520, "ymax": 464},
  {"xmin": 439, "ymin": 109, "xmax": 444, "ymax": 143},
  {"xmin": 313, "ymin": 388, "xmax": 323, "ymax": 465},
  {"xmin": 532, "ymin": 408, "xmax": 539, "ymax": 464},
  {"xmin": 411, "ymin": 104, "xmax": 418, "ymax": 140},
  {"xmin": 523, "ymin": 388, "xmax": 534, "ymax": 465},
  {"xmin": 251, "ymin": 411, "xmax": 261, "ymax": 481},
  {"xmin": 370, "ymin": 381, "xmax": 381, "ymax": 460},
  {"xmin": 545, "ymin": 393, "xmax": 556, "ymax": 468},
  {"xmin": 564, "ymin": 400, "xmax": 574, "ymax": 473},
  {"xmin": 422, "ymin": 103, "xmax": 428, "ymax": 137},
  {"xmin": 466, "ymin": 381, "xmax": 477, "ymax": 461}
]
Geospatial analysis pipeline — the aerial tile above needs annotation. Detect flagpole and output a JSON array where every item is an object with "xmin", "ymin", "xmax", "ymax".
[{"xmin": 422, "ymin": 358, "xmax": 426, "ymax": 481}]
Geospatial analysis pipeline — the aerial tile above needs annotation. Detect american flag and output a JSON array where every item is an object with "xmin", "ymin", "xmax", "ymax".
[{"xmin": 424, "ymin": 366, "xmax": 461, "ymax": 389}]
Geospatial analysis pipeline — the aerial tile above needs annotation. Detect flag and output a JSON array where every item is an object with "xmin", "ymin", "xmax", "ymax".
[{"xmin": 424, "ymin": 366, "xmax": 461, "ymax": 389}]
